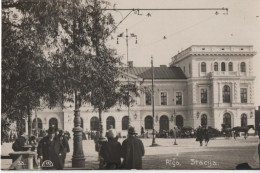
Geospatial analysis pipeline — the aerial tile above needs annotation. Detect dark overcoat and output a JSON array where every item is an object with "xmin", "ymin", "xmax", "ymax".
[
  {"xmin": 196, "ymin": 128, "xmax": 204, "ymax": 142},
  {"xmin": 61, "ymin": 136, "xmax": 70, "ymax": 161},
  {"xmin": 122, "ymin": 136, "xmax": 145, "ymax": 169},
  {"xmin": 37, "ymin": 136, "xmax": 63, "ymax": 170},
  {"xmin": 100, "ymin": 138, "xmax": 122, "ymax": 169}
]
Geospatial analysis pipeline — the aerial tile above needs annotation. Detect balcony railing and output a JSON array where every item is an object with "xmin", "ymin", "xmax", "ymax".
[{"xmin": 209, "ymin": 71, "xmax": 238, "ymax": 77}]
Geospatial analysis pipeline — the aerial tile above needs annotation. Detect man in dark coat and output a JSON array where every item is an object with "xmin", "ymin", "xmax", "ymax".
[
  {"xmin": 37, "ymin": 127, "xmax": 63, "ymax": 170},
  {"xmin": 196, "ymin": 126, "xmax": 204, "ymax": 146},
  {"xmin": 141, "ymin": 126, "xmax": 144, "ymax": 138},
  {"xmin": 58, "ymin": 130, "xmax": 70, "ymax": 167},
  {"xmin": 122, "ymin": 127, "xmax": 145, "ymax": 169},
  {"xmin": 100, "ymin": 129, "xmax": 122, "ymax": 169},
  {"xmin": 203, "ymin": 127, "xmax": 210, "ymax": 146}
]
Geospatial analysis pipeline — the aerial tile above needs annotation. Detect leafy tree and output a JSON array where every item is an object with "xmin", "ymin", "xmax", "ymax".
[{"xmin": 2, "ymin": 0, "xmax": 57, "ymax": 136}]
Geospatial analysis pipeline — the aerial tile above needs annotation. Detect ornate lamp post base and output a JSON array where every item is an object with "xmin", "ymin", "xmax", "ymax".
[
  {"xmin": 149, "ymin": 131, "xmax": 160, "ymax": 147},
  {"xmin": 149, "ymin": 143, "xmax": 160, "ymax": 147},
  {"xmin": 72, "ymin": 156, "xmax": 85, "ymax": 167},
  {"xmin": 72, "ymin": 109, "xmax": 85, "ymax": 168}
]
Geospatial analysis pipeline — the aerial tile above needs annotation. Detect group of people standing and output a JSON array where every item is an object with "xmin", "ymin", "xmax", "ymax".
[
  {"xmin": 100, "ymin": 126, "xmax": 145, "ymax": 169},
  {"xmin": 196, "ymin": 126, "xmax": 210, "ymax": 146}
]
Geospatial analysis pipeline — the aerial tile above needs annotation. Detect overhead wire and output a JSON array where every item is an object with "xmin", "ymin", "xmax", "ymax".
[{"xmin": 139, "ymin": 14, "xmax": 216, "ymax": 48}]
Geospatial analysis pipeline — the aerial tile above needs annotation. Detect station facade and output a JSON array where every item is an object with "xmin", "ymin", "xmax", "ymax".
[{"xmin": 28, "ymin": 45, "xmax": 256, "ymax": 137}]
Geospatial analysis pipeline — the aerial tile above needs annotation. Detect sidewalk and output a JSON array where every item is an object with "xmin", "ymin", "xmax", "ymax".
[{"xmin": 1, "ymin": 136, "xmax": 259, "ymax": 170}]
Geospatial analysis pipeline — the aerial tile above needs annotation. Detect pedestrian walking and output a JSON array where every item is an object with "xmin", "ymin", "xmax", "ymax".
[
  {"xmin": 100, "ymin": 129, "xmax": 122, "ymax": 169},
  {"xmin": 204, "ymin": 127, "xmax": 210, "ymax": 146},
  {"xmin": 58, "ymin": 130, "xmax": 70, "ymax": 167},
  {"xmin": 141, "ymin": 126, "xmax": 144, "ymax": 138},
  {"xmin": 37, "ymin": 127, "xmax": 63, "ymax": 170},
  {"xmin": 85, "ymin": 128, "xmax": 89, "ymax": 140},
  {"xmin": 122, "ymin": 127, "xmax": 145, "ymax": 169},
  {"xmin": 196, "ymin": 126, "xmax": 204, "ymax": 146},
  {"xmin": 94, "ymin": 131, "xmax": 101, "ymax": 152}
]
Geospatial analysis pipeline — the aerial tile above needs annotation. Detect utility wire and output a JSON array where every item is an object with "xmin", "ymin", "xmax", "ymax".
[
  {"xmin": 139, "ymin": 14, "xmax": 216, "ymax": 48},
  {"xmin": 106, "ymin": 10, "xmax": 133, "ymax": 38},
  {"xmin": 105, "ymin": 7, "xmax": 228, "ymax": 39},
  {"xmin": 102, "ymin": 8, "xmax": 228, "ymax": 11}
]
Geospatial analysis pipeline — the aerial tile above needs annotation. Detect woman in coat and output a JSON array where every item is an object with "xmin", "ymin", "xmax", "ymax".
[
  {"xmin": 204, "ymin": 127, "xmax": 210, "ymax": 146},
  {"xmin": 196, "ymin": 126, "xmax": 204, "ymax": 146}
]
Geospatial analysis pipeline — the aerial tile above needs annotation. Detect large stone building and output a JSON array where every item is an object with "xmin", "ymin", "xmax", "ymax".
[{"xmin": 27, "ymin": 45, "xmax": 256, "ymax": 137}]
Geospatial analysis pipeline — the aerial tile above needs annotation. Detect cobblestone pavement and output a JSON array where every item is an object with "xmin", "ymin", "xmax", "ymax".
[{"xmin": 1, "ymin": 136, "xmax": 259, "ymax": 170}]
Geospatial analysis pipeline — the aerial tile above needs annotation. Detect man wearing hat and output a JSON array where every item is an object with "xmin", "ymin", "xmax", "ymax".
[
  {"xmin": 37, "ymin": 126, "xmax": 64, "ymax": 170},
  {"xmin": 122, "ymin": 127, "xmax": 145, "ymax": 169},
  {"xmin": 100, "ymin": 129, "xmax": 122, "ymax": 169}
]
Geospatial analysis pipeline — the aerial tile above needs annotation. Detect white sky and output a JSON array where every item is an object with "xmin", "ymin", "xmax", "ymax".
[{"xmin": 107, "ymin": 0, "xmax": 260, "ymax": 107}]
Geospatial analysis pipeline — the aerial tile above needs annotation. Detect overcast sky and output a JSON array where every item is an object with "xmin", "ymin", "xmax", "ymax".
[{"xmin": 106, "ymin": 0, "xmax": 260, "ymax": 107}]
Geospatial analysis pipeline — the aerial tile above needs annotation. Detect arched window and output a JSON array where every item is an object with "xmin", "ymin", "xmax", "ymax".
[
  {"xmin": 201, "ymin": 62, "xmax": 206, "ymax": 72},
  {"xmin": 176, "ymin": 115, "xmax": 184, "ymax": 129},
  {"xmin": 49, "ymin": 118, "xmax": 58, "ymax": 130},
  {"xmin": 201, "ymin": 114, "xmax": 207, "ymax": 127},
  {"xmin": 223, "ymin": 85, "xmax": 231, "ymax": 103},
  {"xmin": 214, "ymin": 62, "xmax": 218, "ymax": 71},
  {"xmin": 241, "ymin": 114, "xmax": 247, "ymax": 127},
  {"xmin": 122, "ymin": 116, "xmax": 129, "ymax": 130},
  {"xmin": 223, "ymin": 113, "xmax": 231, "ymax": 128},
  {"xmin": 106, "ymin": 116, "xmax": 115, "ymax": 130},
  {"xmin": 160, "ymin": 115, "xmax": 169, "ymax": 131},
  {"xmin": 80, "ymin": 117, "xmax": 83, "ymax": 129},
  {"xmin": 90, "ymin": 117, "xmax": 99, "ymax": 131},
  {"xmin": 32, "ymin": 118, "xmax": 43, "ymax": 130},
  {"xmin": 240, "ymin": 62, "xmax": 246, "ymax": 72},
  {"xmin": 228, "ymin": 62, "xmax": 233, "ymax": 71},
  {"xmin": 221, "ymin": 62, "xmax": 226, "ymax": 71},
  {"xmin": 145, "ymin": 116, "xmax": 153, "ymax": 129}
]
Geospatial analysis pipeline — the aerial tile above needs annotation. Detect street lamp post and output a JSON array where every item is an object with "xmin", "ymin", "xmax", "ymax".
[
  {"xmin": 173, "ymin": 126, "xmax": 178, "ymax": 145},
  {"xmin": 72, "ymin": 90, "xmax": 85, "ymax": 167},
  {"xmin": 117, "ymin": 28, "xmax": 137, "ymax": 127},
  {"xmin": 173, "ymin": 110, "xmax": 178, "ymax": 145},
  {"xmin": 98, "ymin": 102, "xmax": 107, "ymax": 169},
  {"xmin": 150, "ymin": 56, "xmax": 159, "ymax": 147}
]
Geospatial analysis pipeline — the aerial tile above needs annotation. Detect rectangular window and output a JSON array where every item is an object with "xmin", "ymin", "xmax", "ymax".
[
  {"xmin": 145, "ymin": 92, "xmax": 151, "ymax": 105},
  {"xmin": 240, "ymin": 88, "xmax": 247, "ymax": 103},
  {"xmin": 176, "ymin": 92, "xmax": 182, "ymax": 105},
  {"xmin": 161, "ymin": 92, "xmax": 167, "ymax": 105},
  {"xmin": 201, "ymin": 89, "xmax": 207, "ymax": 103}
]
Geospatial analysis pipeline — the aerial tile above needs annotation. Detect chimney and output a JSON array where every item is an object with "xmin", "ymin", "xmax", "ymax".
[
  {"xmin": 128, "ymin": 61, "xmax": 133, "ymax": 68},
  {"xmin": 160, "ymin": 65, "xmax": 167, "ymax": 68}
]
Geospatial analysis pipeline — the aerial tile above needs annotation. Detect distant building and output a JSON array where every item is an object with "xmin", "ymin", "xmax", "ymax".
[{"xmin": 24, "ymin": 45, "xmax": 256, "ymax": 137}]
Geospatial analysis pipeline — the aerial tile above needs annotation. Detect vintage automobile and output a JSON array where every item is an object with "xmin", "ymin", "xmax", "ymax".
[{"xmin": 178, "ymin": 126, "xmax": 195, "ymax": 138}]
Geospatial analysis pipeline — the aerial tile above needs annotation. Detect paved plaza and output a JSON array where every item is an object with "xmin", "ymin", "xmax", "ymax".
[{"xmin": 1, "ymin": 136, "xmax": 259, "ymax": 170}]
